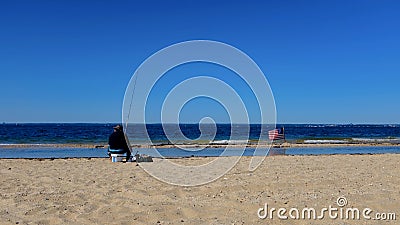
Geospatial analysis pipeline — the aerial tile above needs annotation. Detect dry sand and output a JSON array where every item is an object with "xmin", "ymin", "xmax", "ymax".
[{"xmin": 1, "ymin": 154, "xmax": 399, "ymax": 224}]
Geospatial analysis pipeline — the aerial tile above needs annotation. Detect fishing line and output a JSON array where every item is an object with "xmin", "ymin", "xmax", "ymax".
[{"xmin": 125, "ymin": 73, "xmax": 139, "ymax": 160}]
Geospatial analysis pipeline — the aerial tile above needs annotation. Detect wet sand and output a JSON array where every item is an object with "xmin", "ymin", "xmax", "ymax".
[{"xmin": 1, "ymin": 154, "xmax": 399, "ymax": 224}]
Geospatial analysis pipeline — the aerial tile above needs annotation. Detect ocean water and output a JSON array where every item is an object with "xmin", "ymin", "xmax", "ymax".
[
  {"xmin": 0, "ymin": 123, "xmax": 399, "ymax": 158},
  {"xmin": 1, "ymin": 123, "xmax": 399, "ymax": 144},
  {"xmin": 0, "ymin": 123, "xmax": 112, "ymax": 144}
]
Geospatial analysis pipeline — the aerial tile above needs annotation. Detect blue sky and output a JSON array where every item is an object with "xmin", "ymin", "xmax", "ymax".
[{"xmin": 0, "ymin": 0, "xmax": 399, "ymax": 123}]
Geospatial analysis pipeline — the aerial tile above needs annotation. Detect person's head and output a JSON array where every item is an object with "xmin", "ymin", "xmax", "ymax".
[{"xmin": 113, "ymin": 124, "xmax": 123, "ymax": 132}]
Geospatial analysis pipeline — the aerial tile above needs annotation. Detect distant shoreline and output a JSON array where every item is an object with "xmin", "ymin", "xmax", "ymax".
[{"xmin": 1, "ymin": 142, "xmax": 399, "ymax": 149}]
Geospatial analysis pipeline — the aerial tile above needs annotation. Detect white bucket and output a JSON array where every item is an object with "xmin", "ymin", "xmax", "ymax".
[
  {"xmin": 127, "ymin": 156, "xmax": 135, "ymax": 162},
  {"xmin": 111, "ymin": 154, "xmax": 125, "ymax": 162}
]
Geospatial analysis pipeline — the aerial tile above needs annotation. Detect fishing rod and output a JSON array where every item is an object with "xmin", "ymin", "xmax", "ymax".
[{"xmin": 124, "ymin": 72, "xmax": 139, "ymax": 165}]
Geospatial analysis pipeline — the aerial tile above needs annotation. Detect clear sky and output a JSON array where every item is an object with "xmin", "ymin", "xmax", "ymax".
[{"xmin": 0, "ymin": 0, "xmax": 399, "ymax": 124}]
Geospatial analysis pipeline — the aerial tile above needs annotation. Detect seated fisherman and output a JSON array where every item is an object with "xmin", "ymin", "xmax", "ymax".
[{"xmin": 108, "ymin": 124, "xmax": 131, "ymax": 161}]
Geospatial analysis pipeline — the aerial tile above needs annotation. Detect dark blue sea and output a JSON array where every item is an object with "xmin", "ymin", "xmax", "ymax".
[{"xmin": 0, "ymin": 123, "xmax": 399, "ymax": 158}]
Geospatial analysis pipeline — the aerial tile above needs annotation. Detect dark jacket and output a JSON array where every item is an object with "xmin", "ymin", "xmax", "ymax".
[{"xmin": 108, "ymin": 130, "xmax": 129, "ymax": 151}]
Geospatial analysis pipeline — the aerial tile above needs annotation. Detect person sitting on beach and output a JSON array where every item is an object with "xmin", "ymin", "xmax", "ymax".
[{"xmin": 108, "ymin": 124, "xmax": 131, "ymax": 162}]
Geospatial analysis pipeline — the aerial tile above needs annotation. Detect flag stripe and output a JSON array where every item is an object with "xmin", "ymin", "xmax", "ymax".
[{"xmin": 268, "ymin": 128, "xmax": 285, "ymax": 140}]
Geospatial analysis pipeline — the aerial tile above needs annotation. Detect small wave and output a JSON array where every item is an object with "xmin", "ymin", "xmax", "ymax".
[
  {"xmin": 303, "ymin": 140, "xmax": 349, "ymax": 144},
  {"xmin": 0, "ymin": 143, "xmax": 50, "ymax": 146},
  {"xmin": 210, "ymin": 140, "xmax": 248, "ymax": 145},
  {"xmin": 352, "ymin": 138, "xmax": 400, "ymax": 142}
]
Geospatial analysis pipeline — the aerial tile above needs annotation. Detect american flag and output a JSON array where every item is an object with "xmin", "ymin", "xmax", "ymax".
[{"xmin": 268, "ymin": 127, "xmax": 285, "ymax": 140}]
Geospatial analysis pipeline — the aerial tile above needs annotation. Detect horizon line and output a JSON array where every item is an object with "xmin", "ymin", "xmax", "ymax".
[{"xmin": 2, "ymin": 122, "xmax": 399, "ymax": 125}]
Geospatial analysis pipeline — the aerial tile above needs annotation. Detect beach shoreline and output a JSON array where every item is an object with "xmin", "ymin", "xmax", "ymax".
[{"xmin": 1, "ymin": 142, "xmax": 399, "ymax": 149}]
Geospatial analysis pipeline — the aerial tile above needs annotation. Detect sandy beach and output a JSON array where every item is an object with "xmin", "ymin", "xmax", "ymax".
[{"xmin": 1, "ymin": 154, "xmax": 399, "ymax": 224}]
